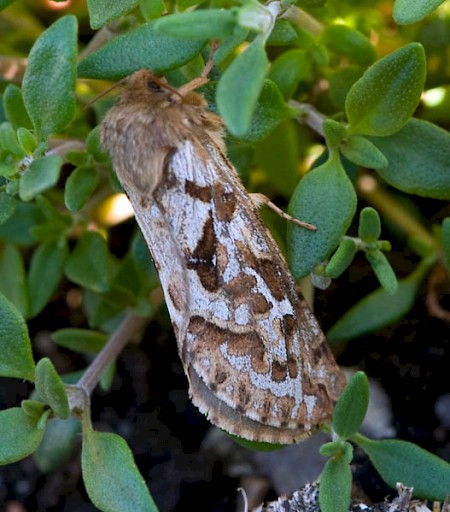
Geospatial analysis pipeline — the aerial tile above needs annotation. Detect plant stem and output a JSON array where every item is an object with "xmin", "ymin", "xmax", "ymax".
[
  {"xmin": 283, "ymin": 6, "xmax": 324, "ymax": 35},
  {"xmin": 68, "ymin": 313, "xmax": 147, "ymax": 411},
  {"xmin": 290, "ymin": 100, "xmax": 326, "ymax": 137}
]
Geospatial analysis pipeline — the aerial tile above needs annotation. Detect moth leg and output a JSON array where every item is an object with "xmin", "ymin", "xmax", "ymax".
[
  {"xmin": 250, "ymin": 192, "xmax": 317, "ymax": 231},
  {"xmin": 177, "ymin": 40, "xmax": 219, "ymax": 96}
]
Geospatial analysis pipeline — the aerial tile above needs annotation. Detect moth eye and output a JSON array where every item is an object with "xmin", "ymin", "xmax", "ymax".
[{"xmin": 147, "ymin": 80, "xmax": 162, "ymax": 92}]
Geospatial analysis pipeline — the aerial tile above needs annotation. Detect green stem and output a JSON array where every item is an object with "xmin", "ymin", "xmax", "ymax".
[{"xmin": 283, "ymin": 5, "xmax": 324, "ymax": 35}]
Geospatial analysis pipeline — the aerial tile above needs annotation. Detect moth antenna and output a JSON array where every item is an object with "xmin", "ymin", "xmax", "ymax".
[
  {"xmin": 176, "ymin": 40, "xmax": 219, "ymax": 97},
  {"xmin": 84, "ymin": 77, "xmax": 128, "ymax": 110}
]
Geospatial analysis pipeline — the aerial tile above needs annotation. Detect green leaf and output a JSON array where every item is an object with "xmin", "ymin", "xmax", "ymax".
[
  {"xmin": 321, "ymin": 24, "xmax": 376, "ymax": 66},
  {"xmin": 78, "ymin": 22, "xmax": 206, "ymax": 80},
  {"xmin": 217, "ymin": 38, "xmax": 270, "ymax": 137},
  {"xmin": 358, "ymin": 207, "xmax": 381, "ymax": 243},
  {"xmin": 267, "ymin": 49, "xmax": 312, "ymax": 99},
  {"xmin": 82, "ymin": 430, "xmax": 159, "ymax": 512},
  {"xmin": 140, "ymin": 0, "xmax": 165, "ymax": 21},
  {"xmin": 22, "ymin": 16, "xmax": 77, "ymax": 141},
  {"xmin": 52, "ymin": 328, "xmax": 108, "ymax": 354},
  {"xmin": 0, "ymin": 0, "xmax": 15, "ymax": 11},
  {"xmin": 0, "ymin": 202, "xmax": 40, "ymax": 246},
  {"xmin": 442, "ymin": 218, "xmax": 450, "ymax": 271},
  {"xmin": 34, "ymin": 417, "xmax": 80, "ymax": 473},
  {"xmin": 355, "ymin": 436, "xmax": 450, "ymax": 501},
  {"xmin": 21, "ymin": 399, "xmax": 47, "ymax": 419},
  {"xmin": 333, "ymin": 372, "xmax": 368, "ymax": 439},
  {"xmin": 327, "ymin": 264, "xmax": 429, "ymax": 341},
  {"xmin": 346, "ymin": 43, "xmax": 426, "ymax": 136},
  {"xmin": 287, "ymin": 157, "xmax": 357, "ymax": 278},
  {"xmin": 0, "ymin": 192, "xmax": 17, "ymax": 225},
  {"xmin": 328, "ymin": 66, "xmax": 364, "ymax": 110},
  {"xmin": 325, "ymin": 238, "xmax": 357, "ymax": 279},
  {"xmin": 393, "ymin": 0, "xmax": 446, "ymax": 25},
  {"xmin": 0, "ymin": 122, "xmax": 25, "ymax": 157},
  {"xmin": 0, "ymin": 408, "xmax": 44, "ymax": 465},
  {"xmin": 323, "ymin": 119, "xmax": 348, "ymax": 151},
  {"xmin": 154, "ymin": 9, "xmax": 238, "ymax": 40},
  {"xmin": 340, "ymin": 135, "xmax": 388, "ymax": 170},
  {"xmin": 64, "ymin": 166, "xmax": 100, "ymax": 212},
  {"xmin": 19, "ymin": 155, "xmax": 63, "ymax": 201},
  {"xmin": 266, "ymin": 19, "xmax": 298, "ymax": 46},
  {"xmin": 35, "ymin": 358, "xmax": 70, "ymax": 419},
  {"xmin": 2, "ymin": 84, "xmax": 33, "ymax": 130},
  {"xmin": 254, "ymin": 121, "xmax": 299, "ymax": 196},
  {"xmin": 17, "ymin": 127, "xmax": 37, "ymax": 154},
  {"xmin": 64, "ymin": 231, "xmax": 112, "ymax": 293},
  {"xmin": 87, "ymin": 0, "xmax": 139, "ymax": 29},
  {"xmin": 28, "ymin": 240, "xmax": 68, "ymax": 317},
  {"xmin": 318, "ymin": 457, "xmax": 352, "ymax": 512},
  {"xmin": 370, "ymin": 118, "xmax": 450, "ymax": 199},
  {"xmin": 86, "ymin": 126, "xmax": 108, "ymax": 162},
  {"xmin": 213, "ymin": 27, "xmax": 248, "ymax": 65},
  {"xmin": 238, "ymin": 80, "xmax": 294, "ymax": 143},
  {"xmin": 0, "ymin": 243, "xmax": 29, "ymax": 317},
  {"xmin": 366, "ymin": 250, "xmax": 398, "ymax": 295},
  {"xmin": 320, "ymin": 440, "xmax": 353, "ymax": 460}
]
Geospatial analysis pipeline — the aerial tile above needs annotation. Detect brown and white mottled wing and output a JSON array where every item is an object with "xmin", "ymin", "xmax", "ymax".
[{"xmin": 125, "ymin": 136, "xmax": 344, "ymax": 444}]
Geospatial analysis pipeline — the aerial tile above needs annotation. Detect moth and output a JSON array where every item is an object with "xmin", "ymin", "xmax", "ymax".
[{"xmin": 100, "ymin": 65, "xmax": 345, "ymax": 444}]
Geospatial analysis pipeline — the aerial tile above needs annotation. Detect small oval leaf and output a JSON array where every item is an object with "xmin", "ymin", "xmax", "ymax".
[
  {"xmin": 0, "ymin": 408, "xmax": 44, "ymax": 465},
  {"xmin": 442, "ymin": 218, "xmax": 450, "ymax": 271},
  {"xmin": 22, "ymin": 16, "xmax": 77, "ymax": 141},
  {"xmin": 325, "ymin": 238, "xmax": 357, "ymax": 279},
  {"xmin": 355, "ymin": 436, "xmax": 450, "ymax": 501},
  {"xmin": 393, "ymin": 0, "xmax": 446, "ymax": 25},
  {"xmin": 217, "ymin": 38, "xmax": 270, "ymax": 137},
  {"xmin": 0, "ymin": 244, "xmax": 29, "ymax": 317},
  {"xmin": 64, "ymin": 166, "xmax": 100, "ymax": 212},
  {"xmin": 52, "ymin": 328, "xmax": 108, "ymax": 354},
  {"xmin": 28, "ymin": 240, "xmax": 68, "ymax": 317},
  {"xmin": 321, "ymin": 24, "xmax": 376, "ymax": 66},
  {"xmin": 34, "ymin": 417, "xmax": 80, "ymax": 473},
  {"xmin": 2, "ymin": 84, "xmax": 33, "ymax": 130},
  {"xmin": 346, "ymin": 43, "xmax": 426, "ymax": 136},
  {"xmin": 64, "ymin": 231, "xmax": 112, "ymax": 293},
  {"xmin": 366, "ymin": 250, "xmax": 398, "ymax": 295},
  {"xmin": 358, "ymin": 207, "xmax": 381, "ymax": 243},
  {"xmin": 370, "ymin": 118, "xmax": 450, "ymax": 199},
  {"xmin": 0, "ymin": 291, "xmax": 34, "ymax": 380},
  {"xmin": 0, "ymin": 192, "xmax": 17, "ymax": 225},
  {"xmin": 288, "ymin": 157, "xmax": 357, "ymax": 279},
  {"xmin": 82, "ymin": 430, "xmax": 159, "ymax": 512},
  {"xmin": 154, "ymin": 9, "xmax": 238, "ymax": 40},
  {"xmin": 267, "ymin": 49, "xmax": 312, "ymax": 99},
  {"xmin": 35, "ymin": 358, "xmax": 70, "ymax": 419},
  {"xmin": 340, "ymin": 135, "xmax": 388, "ymax": 170},
  {"xmin": 318, "ymin": 457, "xmax": 352, "ymax": 512},
  {"xmin": 19, "ymin": 155, "xmax": 63, "ymax": 201},
  {"xmin": 333, "ymin": 371, "xmax": 369, "ymax": 439},
  {"xmin": 327, "ymin": 264, "xmax": 429, "ymax": 341},
  {"xmin": 87, "ymin": 0, "xmax": 140, "ymax": 30},
  {"xmin": 78, "ymin": 22, "xmax": 206, "ymax": 80}
]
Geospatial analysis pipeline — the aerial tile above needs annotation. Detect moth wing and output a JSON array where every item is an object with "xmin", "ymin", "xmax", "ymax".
[{"xmin": 150, "ymin": 139, "xmax": 345, "ymax": 444}]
